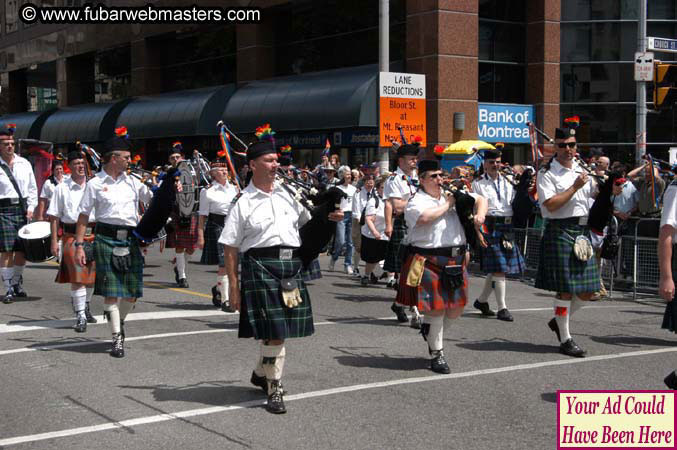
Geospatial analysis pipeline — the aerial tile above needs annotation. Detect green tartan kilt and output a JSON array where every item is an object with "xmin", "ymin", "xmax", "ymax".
[
  {"xmin": 239, "ymin": 255, "xmax": 314, "ymax": 340},
  {"xmin": 94, "ymin": 234, "xmax": 144, "ymax": 298},
  {"xmin": 200, "ymin": 219, "xmax": 224, "ymax": 267},
  {"xmin": 535, "ymin": 220, "xmax": 601, "ymax": 294},
  {"xmin": 0, "ymin": 205, "xmax": 26, "ymax": 253},
  {"xmin": 301, "ymin": 258, "xmax": 323, "ymax": 281},
  {"xmin": 383, "ymin": 215, "xmax": 407, "ymax": 273}
]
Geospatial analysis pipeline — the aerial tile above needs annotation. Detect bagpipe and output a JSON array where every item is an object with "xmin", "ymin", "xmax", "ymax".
[
  {"xmin": 133, "ymin": 165, "xmax": 181, "ymax": 244},
  {"xmin": 511, "ymin": 166, "xmax": 538, "ymax": 229},
  {"xmin": 440, "ymin": 180, "xmax": 486, "ymax": 250}
]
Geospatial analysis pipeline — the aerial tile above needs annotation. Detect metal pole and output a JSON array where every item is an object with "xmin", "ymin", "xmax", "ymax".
[
  {"xmin": 378, "ymin": 0, "xmax": 390, "ymax": 173},
  {"xmin": 636, "ymin": 0, "xmax": 647, "ymax": 166}
]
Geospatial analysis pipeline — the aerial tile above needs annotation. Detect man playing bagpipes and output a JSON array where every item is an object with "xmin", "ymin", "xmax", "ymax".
[
  {"xmin": 536, "ymin": 126, "xmax": 600, "ymax": 358},
  {"xmin": 219, "ymin": 125, "xmax": 343, "ymax": 414},
  {"xmin": 0, "ymin": 125, "xmax": 38, "ymax": 304},
  {"xmin": 166, "ymin": 142, "xmax": 199, "ymax": 288},
  {"xmin": 47, "ymin": 150, "xmax": 97, "ymax": 332},
  {"xmin": 396, "ymin": 159, "xmax": 487, "ymax": 373},
  {"xmin": 74, "ymin": 127, "xmax": 155, "ymax": 358},
  {"xmin": 658, "ymin": 176, "xmax": 677, "ymax": 389},
  {"xmin": 471, "ymin": 148, "xmax": 525, "ymax": 322}
]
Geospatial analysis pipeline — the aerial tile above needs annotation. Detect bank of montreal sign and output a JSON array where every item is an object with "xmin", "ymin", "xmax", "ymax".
[{"xmin": 477, "ymin": 103, "xmax": 534, "ymax": 144}]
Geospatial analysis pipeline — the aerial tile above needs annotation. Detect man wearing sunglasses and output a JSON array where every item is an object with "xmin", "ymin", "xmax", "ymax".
[{"xmin": 535, "ymin": 127, "xmax": 600, "ymax": 358}]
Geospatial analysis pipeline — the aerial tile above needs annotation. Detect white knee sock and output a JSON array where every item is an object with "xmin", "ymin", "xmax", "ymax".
[
  {"xmin": 1, "ymin": 267, "xmax": 13, "ymax": 291},
  {"xmin": 478, "ymin": 274, "xmax": 493, "ymax": 302},
  {"xmin": 118, "ymin": 300, "xmax": 136, "ymax": 321},
  {"xmin": 554, "ymin": 299, "xmax": 572, "ymax": 343},
  {"xmin": 570, "ymin": 295, "xmax": 586, "ymax": 316},
  {"xmin": 71, "ymin": 286, "xmax": 87, "ymax": 317},
  {"xmin": 10, "ymin": 264, "xmax": 23, "ymax": 285},
  {"xmin": 217, "ymin": 275, "xmax": 229, "ymax": 303},
  {"xmin": 262, "ymin": 344, "xmax": 286, "ymax": 390},
  {"xmin": 175, "ymin": 253, "xmax": 186, "ymax": 279},
  {"xmin": 104, "ymin": 303, "xmax": 121, "ymax": 335},
  {"xmin": 423, "ymin": 315, "xmax": 444, "ymax": 353},
  {"xmin": 254, "ymin": 343, "xmax": 265, "ymax": 377},
  {"xmin": 86, "ymin": 287, "xmax": 94, "ymax": 303},
  {"xmin": 493, "ymin": 275, "xmax": 507, "ymax": 310}
]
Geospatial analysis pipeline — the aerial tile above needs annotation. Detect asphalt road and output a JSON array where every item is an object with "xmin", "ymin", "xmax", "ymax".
[{"xmin": 0, "ymin": 247, "xmax": 674, "ymax": 449}]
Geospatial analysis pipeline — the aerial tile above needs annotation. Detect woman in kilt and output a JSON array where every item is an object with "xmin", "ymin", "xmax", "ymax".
[
  {"xmin": 536, "ymin": 127, "xmax": 600, "ymax": 358},
  {"xmin": 47, "ymin": 151, "xmax": 97, "ymax": 332},
  {"xmin": 396, "ymin": 159, "xmax": 487, "ymax": 374},
  {"xmin": 220, "ymin": 129, "xmax": 343, "ymax": 414},
  {"xmin": 359, "ymin": 176, "xmax": 391, "ymax": 286},
  {"xmin": 166, "ymin": 142, "xmax": 199, "ymax": 288},
  {"xmin": 384, "ymin": 143, "xmax": 419, "ymax": 324},
  {"xmin": 471, "ymin": 148, "xmax": 525, "ymax": 322},
  {"xmin": 197, "ymin": 161, "xmax": 239, "ymax": 307},
  {"xmin": 75, "ymin": 127, "xmax": 154, "ymax": 358}
]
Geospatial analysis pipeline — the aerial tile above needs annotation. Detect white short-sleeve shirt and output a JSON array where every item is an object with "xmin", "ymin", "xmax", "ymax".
[
  {"xmin": 384, "ymin": 167, "xmax": 417, "ymax": 201},
  {"xmin": 661, "ymin": 182, "xmax": 677, "ymax": 242},
  {"xmin": 361, "ymin": 195, "xmax": 388, "ymax": 240},
  {"xmin": 78, "ymin": 170, "xmax": 152, "ymax": 227},
  {"xmin": 537, "ymin": 159, "xmax": 597, "ymax": 219},
  {"xmin": 198, "ymin": 181, "xmax": 239, "ymax": 217},
  {"xmin": 336, "ymin": 183, "xmax": 357, "ymax": 212},
  {"xmin": 352, "ymin": 187, "xmax": 373, "ymax": 217},
  {"xmin": 472, "ymin": 173, "xmax": 514, "ymax": 217},
  {"xmin": 404, "ymin": 190, "xmax": 470, "ymax": 248},
  {"xmin": 0, "ymin": 155, "xmax": 38, "ymax": 213},
  {"xmin": 46, "ymin": 177, "xmax": 95, "ymax": 224}
]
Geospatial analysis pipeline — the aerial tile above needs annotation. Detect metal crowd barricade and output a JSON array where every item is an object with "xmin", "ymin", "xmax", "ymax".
[{"xmin": 631, "ymin": 217, "xmax": 661, "ymax": 300}]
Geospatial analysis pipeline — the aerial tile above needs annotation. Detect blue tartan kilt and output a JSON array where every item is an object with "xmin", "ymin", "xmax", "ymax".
[
  {"xmin": 479, "ymin": 222, "xmax": 525, "ymax": 275},
  {"xmin": 301, "ymin": 258, "xmax": 323, "ymax": 281},
  {"xmin": 93, "ymin": 234, "xmax": 144, "ymax": 298},
  {"xmin": 239, "ymin": 255, "xmax": 314, "ymax": 340},
  {"xmin": 200, "ymin": 219, "xmax": 224, "ymax": 267},
  {"xmin": 383, "ymin": 216, "xmax": 407, "ymax": 273},
  {"xmin": 0, "ymin": 205, "xmax": 26, "ymax": 253},
  {"xmin": 535, "ymin": 221, "xmax": 601, "ymax": 294}
]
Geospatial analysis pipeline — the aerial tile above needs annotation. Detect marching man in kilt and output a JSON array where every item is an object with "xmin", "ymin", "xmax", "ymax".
[
  {"xmin": 219, "ymin": 129, "xmax": 343, "ymax": 414},
  {"xmin": 396, "ymin": 159, "xmax": 487, "ymax": 373},
  {"xmin": 471, "ymin": 148, "xmax": 525, "ymax": 321},
  {"xmin": 75, "ymin": 127, "xmax": 153, "ymax": 358},
  {"xmin": 0, "ymin": 125, "xmax": 38, "ymax": 304},
  {"xmin": 536, "ymin": 127, "xmax": 600, "ymax": 358},
  {"xmin": 384, "ymin": 142, "xmax": 419, "ymax": 325},
  {"xmin": 166, "ymin": 142, "xmax": 199, "ymax": 288},
  {"xmin": 197, "ymin": 157, "xmax": 239, "ymax": 308},
  {"xmin": 47, "ymin": 150, "xmax": 97, "ymax": 332},
  {"xmin": 658, "ymin": 178, "xmax": 677, "ymax": 388}
]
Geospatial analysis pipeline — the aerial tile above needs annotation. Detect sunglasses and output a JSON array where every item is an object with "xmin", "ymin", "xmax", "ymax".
[
  {"xmin": 427, "ymin": 173, "xmax": 443, "ymax": 179},
  {"xmin": 557, "ymin": 142, "xmax": 577, "ymax": 149}
]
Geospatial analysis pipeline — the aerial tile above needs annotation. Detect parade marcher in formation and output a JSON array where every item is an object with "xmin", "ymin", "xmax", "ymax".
[
  {"xmin": 384, "ymin": 142, "xmax": 419, "ymax": 326},
  {"xmin": 360, "ymin": 176, "xmax": 390, "ymax": 286},
  {"xmin": 36, "ymin": 158, "xmax": 66, "ymax": 221},
  {"xmin": 352, "ymin": 174, "xmax": 375, "ymax": 280},
  {"xmin": 471, "ymin": 149, "xmax": 525, "ymax": 321},
  {"xmin": 166, "ymin": 142, "xmax": 199, "ymax": 288},
  {"xmin": 658, "ymin": 177, "xmax": 677, "ymax": 389},
  {"xmin": 220, "ymin": 129, "xmax": 343, "ymax": 414},
  {"xmin": 75, "ymin": 127, "xmax": 153, "ymax": 358},
  {"xmin": 536, "ymin": 127, "xmax": 600, "ymax": 358},
  {"xmin": 47, "ymin": 151, "xmax": 97, "ymax": 332},
  {"xmin": 329, "ymin": 165, "xmax": 357, "ymax": 274},
  {"xmin": 0, "ymin": 127, "xmax": 38, "ymax": 304},
  {"xmin": 397, "ymin": 159, "xmax": 487, "ymax": 373},
  {"xmin": 197, "ymin": 157, "xmax": 239, "ymax": 308}
]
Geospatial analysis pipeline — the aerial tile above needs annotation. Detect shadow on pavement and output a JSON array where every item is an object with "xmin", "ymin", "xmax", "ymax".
[
  {"xmin": 330, "ymin": 346, "xmax": 423, "ymax": 371},
  {"xmin": 119, "ymin": 381, "xmax": 262, "ymax": 406},
  {"xmin": 455, "ymin": 338, "xmax": 558, "ymax": 354},
  {"xmin": 152, "ymin": 302, "xmax": 218, "ymax": 311},
  {"xmin": 589, "ymin": 334, "xmax": 677, "ymax": 348}
]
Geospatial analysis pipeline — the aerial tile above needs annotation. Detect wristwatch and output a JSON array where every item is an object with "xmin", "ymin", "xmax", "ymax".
[{"xmin": 74, "ymin": 241, "xmax": 85, "ymax": 247}]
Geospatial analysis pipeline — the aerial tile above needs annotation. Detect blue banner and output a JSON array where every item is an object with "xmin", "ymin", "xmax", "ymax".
[{"xmin": 478, "ymin": 103, "xmax": 534, "ymax": 144}]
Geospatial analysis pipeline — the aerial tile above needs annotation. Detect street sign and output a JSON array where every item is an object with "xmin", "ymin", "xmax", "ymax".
[
  {"xmin": 379, "ymin": 72, "xmax": 426, "ymax": 147},
  {"xmin": 634, "ymin": 52, "xmax": 654, "ymax": 81},
  {"xmin": 648, "ymin": 37, "xmax": 677, "ymax": 53}
]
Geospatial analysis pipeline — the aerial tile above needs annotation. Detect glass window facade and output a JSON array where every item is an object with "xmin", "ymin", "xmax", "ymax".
[{"xmin": 95, "ymin": 45, "xmax": 131, "ymax": 103}]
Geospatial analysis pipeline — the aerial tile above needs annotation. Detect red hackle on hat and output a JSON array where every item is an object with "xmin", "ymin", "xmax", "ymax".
[
  {"xmin": 115, "ymin": 126, "xmax": 128, "ymax": 138},
  {"xmin": 563, "ymin": 116, "xmax": 580, "ymax": 129}
]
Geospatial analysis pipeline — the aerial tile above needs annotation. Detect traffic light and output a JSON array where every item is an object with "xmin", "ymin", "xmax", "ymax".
[{"xmin": 653, "ymin": 61, "xmax": 677, "ymax": 109}]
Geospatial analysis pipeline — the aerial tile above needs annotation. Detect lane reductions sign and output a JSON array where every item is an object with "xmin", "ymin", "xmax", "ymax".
[{"xmin": 379, "ymin": 72, "xmax": 426, "ymax": 147}]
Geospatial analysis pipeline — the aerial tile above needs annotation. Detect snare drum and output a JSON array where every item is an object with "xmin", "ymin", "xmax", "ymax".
[
  {"xmin": 18, "ymin": 221, "xmax": 54, "ymax": 262},
  {"xmin": 176, "ymin": 161, "xmax": 199, "ymax": 218}
]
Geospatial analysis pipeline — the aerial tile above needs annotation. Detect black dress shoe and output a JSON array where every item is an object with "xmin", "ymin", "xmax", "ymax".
[
  {"xmin": 360, "ymin": 276, "xmax": 369, "ymax": 286},
  {"xmin": 250, "ymin": 371, "xmax": 268, "ymax": 394},
  {"xmin": 430, "ymin": 352, "xmax": 451, "ymax": 374},
  {"xmin": 85, "ymin": 303, "xmax": 97, "ymax": 323},
  {"xmin": 110, "ymin": 333, "xmax": 124, "ymax": 358},
  {"xmin": 497, "ymin": 308, "xmax": 514, "ymax": 322},
  {"xmin": 177, "ymin": 278, "xmax": 189, "ymax": 288},
  {"xmin": 266, "ymin": 380, "xmax": 287, "ymax": 414},
  {"xmin": 173, "ymin": 266, "xmax": 180, "ymax": 284},
  {"xmin": 211, "ymin": 285, "xmax": 222, "ymax": 307},
  {"xmin": 548, "ymin": 318, "xmax": 561, "ymax": 342},
  {"xmin": 12, "ymin": 283, "xmax": 27, "ymax": 297},
  {"xmin": 369, "ymin": 273, "xmax": 379, "ymax": 284},
  {"xmin": 74, "ymin": 316, "xmax": 87, "ymax": 333},
  {"xmin": 560, "ymin": 339, "xmax": 586, "ymax": 358},
  {"xmin": 386, "ymin": 279, "xmax": 397, "ymax": 289},
  {"xmin": 2, "ymin": 291, "xmax": 14, "ymax": 304},
  {"xmin": 664, "ymin": 371, "xmax": 677, "ymax": 390},
  {"xmin": 473, "ymin": 299, "xmax": 496, "ymax": 316},
  {"xmin": 391, "ymin": 303, "xmax": 408, "ymax": 322}
]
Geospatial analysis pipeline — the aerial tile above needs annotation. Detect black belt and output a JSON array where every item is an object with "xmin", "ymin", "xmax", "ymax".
[
  {"xmin": 95, "ymin": 222, "xmax": 135, "ymax": 239},
  {"xmin": 245, "ymin": 246, "xmax": 299, "ymax": 260},
  {"xmin": 63, "ymin": 223, "xmax": 96, "ymax": 234},
  {"xmin": 485, "ymin": 216, "xmax": 512, "ymax": 226},
  {"xmin": 207, "ymin": 213, "xmax": 226, "ymax": 227},
  {"xmin": 409, "ymin": 245, "xmax": 467, "ymax": 257},
  {"xmin": 548, "ymin": 217, "xmax": 587, "ymax": 226},
  {"xmin": 0, "ymin": 198, "xmax": 26, "ymax": 208}
]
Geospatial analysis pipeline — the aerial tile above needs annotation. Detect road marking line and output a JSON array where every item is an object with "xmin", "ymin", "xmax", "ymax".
[
  {"xmin": 143, "ymin": 281, "xmax": 213, "ymax": 299},
  {"xmin": 0, "ymin": 345, "xmax": 675, "ymax": 447}
]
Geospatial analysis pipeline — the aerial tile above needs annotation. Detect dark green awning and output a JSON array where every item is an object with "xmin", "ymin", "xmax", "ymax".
[
  {"xmin": 0, "ymin": 111, "xmax": 55, "ymax": 140},
  {"xmin": 39, "ymin": 100, "xmax": 130, "ymax": 144},
  {"xmin": 222, "ymin": 65, "xmax": 378, "ymax": 133},
  {"xmin": 116, "ymin": 86, "xmax": 235, "ymax": 139}
]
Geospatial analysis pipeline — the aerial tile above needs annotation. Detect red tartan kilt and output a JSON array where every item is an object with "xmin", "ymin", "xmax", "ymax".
[
  {"xmin": 395, "ymin": 252, "xmax": 468, "ymax": 312},
  {"xmin": 55, "ymin": 234, "xmax": 96, "ymax": 285},
  {"xmin": 166, "ymin": 215, "xmax": 199, "ymax": 249}
]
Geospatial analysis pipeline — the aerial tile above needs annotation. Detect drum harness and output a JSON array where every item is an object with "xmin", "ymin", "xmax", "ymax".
[{"xmin": 0, "ymin": 162, "xmax": 27, "ymax": 216}]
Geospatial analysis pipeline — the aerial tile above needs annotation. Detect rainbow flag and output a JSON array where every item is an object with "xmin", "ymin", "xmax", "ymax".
[{"xmin": 218, "ymin": 125, "xmax": 243, "ymax": 189}]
